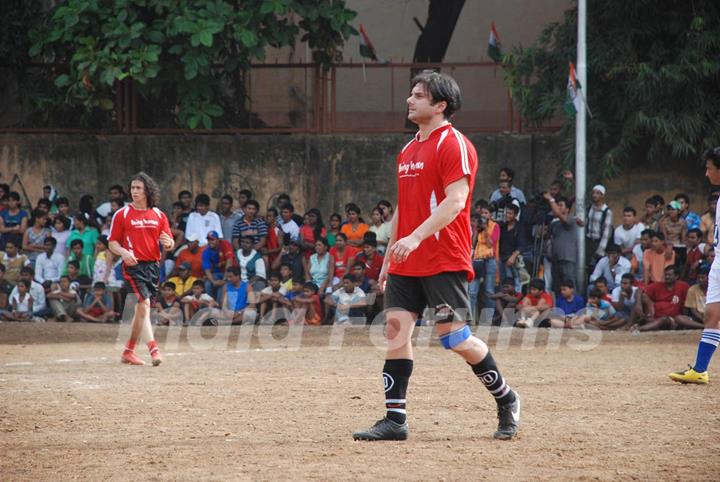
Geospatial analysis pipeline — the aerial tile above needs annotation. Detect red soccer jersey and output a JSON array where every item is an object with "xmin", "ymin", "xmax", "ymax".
[
  {"xmin": 109, "ymin": 204, "xmax": 171, "ymax": 263},
  {"xmin": 645, "ymin": 280, "xmax": 689, "ymax": 317},
  {"xmin": 389, "ymin": 123, "xmax": 477, "ymax": 280}
]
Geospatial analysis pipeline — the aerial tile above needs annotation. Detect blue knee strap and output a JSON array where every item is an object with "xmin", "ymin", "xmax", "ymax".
[{"xmin": 440, "ymin": 325, "xmax": 472, "ymax": 349}]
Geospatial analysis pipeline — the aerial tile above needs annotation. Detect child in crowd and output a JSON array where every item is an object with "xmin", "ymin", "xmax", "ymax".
[
  {"xmin": 153, "ymin": 281, "xmax": 182, "ymax": 326},
  {"xmin": 516, "ymin": 278, "xmax": 554, "ymax": 328},
  {"xmin": 3, "ymin": 279, "xmax": 33, "ymax": 321},
  {"xmin": 181, "ymin": 280, "xmax": 218, "ymax": 324},
  {"xmin": 76, "ymin": 281, "xmax": 116, "ymax": 323},
  {"xmin": 550, "ymin": 280, "xmax": 585, "ymax": 328},
  {"xmin": 291, "ymin": 282, "xmax": 322, "ymax": 325}
]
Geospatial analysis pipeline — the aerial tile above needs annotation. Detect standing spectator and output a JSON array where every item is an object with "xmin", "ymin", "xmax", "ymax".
[
  {"xmin": 236, "ymin": 236, "xmax": 266, "ymax": 283},
  {"xmin": 51, "ymin": 215, "xmax": 71, "ymax": 258},
  {"xmin": 699, "ymin": 192, "xmax": 717, "ymax": 246},
  {"xmin": 326, "ymin": 212, "xmax": 342, "ymax": 247},
  {"xmin": 76, "ymin": 281, "xmax": 115, "ymax": 323},
  {"xmin": 642, "ymin": 195, "xmax": 664, "ymax": 232},
  {"xmin": 219, "ymin": 194, "xmax": 243, "ymax": 241},
  {"xmin": 275, "ymin": 193, "xmax": 304, "ymax": 225},
  {"xmin": 585, "ymin": 184, "xmax": 613, "ymax": 265},
  {"xmin": 67, "ymin": 213, "xmax": 99, "ymax": 257},
  {"xmin": 263, "ymin": 207, "xmax": 282, "ymax": 268},
  {"xmin": 231, "ymin": 199, "xmax": 267, "ymax": 252},
  {"xmin": 2, "ymin": 279, "xmax": 33, "ymax": 321},
  {"xmin": 95, "ymin": 185, "xmax": 128, "ymax": 221},
  {"xmin": 635, "ymin": 265, "xmax": 689, "ymax": 331},
  {"xmin": 589, "ymin": 244, "xmax": 632, "ymax": 291},
  {"xmin": 0, "ymin": 191, "xmax": 29, "ymax": 250},
  {"xmin": 675, "ymin": 265, "xmax": 709, "ymax": 329},
  {"xmin": 329, "ymin": 233, "xmax": 358, "ymax": 287},
  {"xmin": 35, "ymin": 237, "xmax": 65, "ymax": 284},
  {"xmin": 0, "ymin": 240, "xmax": 30, "ymax": 285},
  {"xmin": 368, "ymin": 207, "xmax": 390, "ymax": 255},
  {"xmin": 185, "ymin": 194, "xmax": 223, "ymax": 246},
  {"xmin": 470, "ymin": 200, "xmax": 500, "ymax": 312},
  {"xmin": 546, "ymin": 195, "xmax": 583, "ymax": 294},
  {"xmin": 675, "ymin": 193, "xmax": 701, "ymax": 231},
  {"xmin": 22, "ymin": 209, "xmax": 50, "ymax": 266},
  {"xmin": 498, "ymin": 203, "xmax": 525, "ymax": 291},
  {"xmin": 682, "ymin": 228, "xmax": 705, "ymax": 284},
  {"xmin": 490, "ymin": 180, "xmax": 516, "ymax": 224},
  {"xmin": 489, "ymin": 167, "xmax": 526, "ymax": 205},
  {"xmin": 341, "ymin": 203, "xmax": 369, "ymax": 248},
  {"xmin": 92, "ymin": 236, "xmax": 112, "ymax": 285},
  {"xmin": 299, "ymin": 208, "xmax": 326, "ymax": 259},
  {"xmin": 174, "ymin": 233, "xmax": 205, "ymax": 279},
  {"xmin": 326, "ymin": 274, "xmax": 367, "ymax": 324},
  {"xmin": 278, "ymin": 203, "xmax": 300, "ymax": 242},
  {"xmin": 202, "ymin": 230, "xmax": 234, "ymax": 300},
  {"xmin": 167, "ymin": 262, "xmax": 197, "ymax": 298},
  {"xmin": 613, "ymin": 207, "xmax": 645, "ymax": 258},
  {"xmin": 355, "ymin": 238, "xmax": 383, "ymax": 282},
  {"xmin": 660, "ymin": 200, "xmax": 688, "ymax": 266},
  {"xmin": 169, "ymin": 201, "xmax": 187, "ymax": 247},
  {"xmin": 631, "ymin": 229, "xmax": 653, "ymax": 282},
  {"xmin": 65, "ymin": 239, "xmax": 94, "ymax": 278},
  {"xmin": 46, "ymin": 275, "xmax": 80, "ymax": 322},
  {"xmin": 303, "ymin": 237, "xmax": 334, "ymax": 295},
  {"xmin": 237, "ymin": 189, "xmax": 252, "ymax": 213},
  {"xmin": 177, "ymin": 190, "xmax": 193, "ymax": 233}
]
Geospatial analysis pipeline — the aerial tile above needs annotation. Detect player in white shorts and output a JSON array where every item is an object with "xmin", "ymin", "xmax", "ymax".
[{"xmin": 670, "ymin": 147, "xmax": 720, "ymax": 384}]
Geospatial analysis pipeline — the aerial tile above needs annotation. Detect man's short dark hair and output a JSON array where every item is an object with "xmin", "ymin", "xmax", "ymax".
[
  {"xmin": 498, "ymin": 179, "xmax": 512, "ymax": 188},
  {"xmin": 410, "ymin": 70, "xmax": 461, "ymax": 119},
  {"xmin": 343, "ymin": 273, "xmax": 355, "ymax": 282},
  {"xmin": 502, "ymin": 277, "xmax": 515, "ymax": 287},
  {"xmin": 688, "ymin": 228, "xmax": 703, "ymax": 238},
  {"xmin": 163, "ymin": 281, "xmax": 176, "ymax": 291},
  {"xmin": 703, "ymin": 146, "xmax": 720, "ymax": 169},
  {"xmin": 68, "ymin": 260, "xmax": 80, "ymax": 269},
  {"xmin": 268, "ymin": 271, "xmax": 280, "ymax": 280},
  {"xmin": 178, "ymin": 190, "xmax": 192, "ymax": 199},
  {"xmin": 8, "ymin": 191, "xmax": 20, "ymax": 201},
  {"xmin": 227, "ymin": 266, "xmax": 241, "ymax": 276},
  {"xmin": 352, "ymin": 261, "xmax": 365, "ymax": 269},
  {"xmin": 37, "ymin": 198, "xmax": 51, "ymax": 209},
  {"xmin": 21, "ymin": 266, "xmax": 34, "ymax": 275},
  {"xmin": 621, "ymin": 273, "xmax": 634, "ymax": 282},
  {"xmin": 674, "ymin": 193, "xmax": 689, "ymax": 204},
  {"xmin": 109, "ymin": 184, "xmax": 124, "ymax": 193},
  {"xmin": 641, "ymin": 229, "xmax": 654, "ymax": 238},
  {"xmin": 506, "ymin": 203, "xmax": 520, "ymax": 215},
  {"xmin": 267, "ymin": 207, "xmax": 278, "ymax": 217},
  {"xmin": 652, "ymin": 232, "xmax": 666, "ymax": 241},
  {"xmin": 239, "ymin": 189, "xmax": 253, "ymax": 199},
  {"xmin": 588, "ymin": 287, "xmax": 602, "ymax": 299},
  {"xmin": 44, "ymin": 237, "xmax": 58, "ymax": 247},
  {"xmin": 664, "ymin": 265, "xmax": 678, "ymax": 275},
  {"xmin": 556, "ymin": 196, "xmax": 572, "ymax": 209},
  {"xmin": 93, "ymin": 281, "xmax": 106, "ymax": 290},
  {"xmin": 559, "ymin": 279, "xmax": 575, "ymax": 289},
  {"xmin": 280, "ymin": 203, "xmax": 294, "ymax": 213},
  {"xmin": 195, "ymin": 194, "xmax": 210, "ymax": 206},
  {"xmin": 499, "ymin": 167, "xmax": 515, "ymax": 180},
  {"xmin": 221, "ymin": 194, "xmax": 233, "ymax": 203},
  {"xmin": 623, "ymin": 206, "xmax": 637, "ymax": 216},
  {"xmin": 245, "ymin": 199, "xmax": 260, "ymax": 210},
  {"xmin": 474, "ymin": 199, "xmax": 490, "ymax": 210},
  {"xmin": 56, "ymin": 196, "xmax": 69, "ymax": 207},
  {"xmin": 192, "ymin": 279, "xmax": 205, "ymax": 288},
  {"xmin": 606, "ymin": 244, "xmax": 620, "ymax": 254},
  {"xmin": 529, "ymin": 278, "xmax": 545, "ymax": 291},
  {"xmin": 70, "ymin": 239, "xmax": 84, "ymax": 248},
  {"xmin": 303, "ymin": 282, "xmax": 319, "ymax": 293},
  {"xmin": 594, "ymin": 276, "xmax": 608, "ymax": 286}
]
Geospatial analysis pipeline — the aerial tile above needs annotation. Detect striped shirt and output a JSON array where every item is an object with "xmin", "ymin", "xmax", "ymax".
[{"xmin": 231, "ymin": 217, "xmax": 268, "ymax": 244}]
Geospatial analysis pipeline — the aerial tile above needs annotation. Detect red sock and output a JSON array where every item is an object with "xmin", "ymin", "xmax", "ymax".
[
  {"xmin": 147, "ymin": 340, "xmax": 159, "ymax": 355},
  {"xmin": 124, "ymin": 338, "xmax": 137, "ymax": 355}
]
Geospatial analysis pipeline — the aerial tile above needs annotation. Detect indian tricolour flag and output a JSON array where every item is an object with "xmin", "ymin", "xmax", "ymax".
[
  {"xmin": 359, "ymin": 24, "xmax": 379, "ymax": 61},
  {"xmin": 564, "ymin": 61, "xmax": 583, "ymax": 116},
  {"xmin": 487, "ymin": 22, "xmax": 502, "ymax": 63}
]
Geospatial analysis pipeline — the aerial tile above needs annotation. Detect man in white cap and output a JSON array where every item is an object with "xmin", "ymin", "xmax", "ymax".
[{"xmin": 586, "ymin": 184, "xmax": 614, "ymax": 268}]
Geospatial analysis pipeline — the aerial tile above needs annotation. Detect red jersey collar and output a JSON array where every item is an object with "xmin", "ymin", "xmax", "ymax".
[{"xmin": 414, "ymin": 121, "xmax": 452, "ymax": 142}]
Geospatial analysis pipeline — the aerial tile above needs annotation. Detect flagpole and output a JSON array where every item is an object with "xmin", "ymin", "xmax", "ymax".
[{"xmin": 575, "ymin": 0, "xmax": 588, "ymax": 291}]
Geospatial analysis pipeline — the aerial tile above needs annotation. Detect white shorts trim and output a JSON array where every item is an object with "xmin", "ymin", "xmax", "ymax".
[{"xmin": 707, "ymin": 269, "xmax": 720, "ymax": 304}]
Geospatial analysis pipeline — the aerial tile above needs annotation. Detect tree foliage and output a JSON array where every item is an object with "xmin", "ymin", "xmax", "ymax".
[
  {"xmin": 503, "ymin": 0, "xmax": 720, "ymax": 178},
  {"xmin": 25, "ymin": 0, "xmax": 357, "ymax": 128}
]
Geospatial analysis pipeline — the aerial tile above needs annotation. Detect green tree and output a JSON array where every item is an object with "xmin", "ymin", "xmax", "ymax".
[
  {"xmin": 503, "ymin": 0, "xmax": 720, "ymax": 179},
  {"xmin": 25, "ymin": 0, "xmax": 357, "ymax": 128}
]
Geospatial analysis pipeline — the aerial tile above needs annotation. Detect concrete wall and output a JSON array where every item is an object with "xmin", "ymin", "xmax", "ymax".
[{"xmin": 0, "ymin": 133, "xmax": 708, "ymax": 220}]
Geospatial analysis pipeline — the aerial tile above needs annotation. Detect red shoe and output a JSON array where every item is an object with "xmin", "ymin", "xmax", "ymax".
[
  {"xmin": 121, "ymin": 352, "xmax": 146, "ymax": 365},
  {"xmin": 150, "ymin": 350, "xmax": 163, "ymax": 367}
]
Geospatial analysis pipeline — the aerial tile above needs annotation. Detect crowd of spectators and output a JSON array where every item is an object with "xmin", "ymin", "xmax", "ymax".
[{"xmin": 0, "ymin": 169, "xmax": 713, "ymax": 331}]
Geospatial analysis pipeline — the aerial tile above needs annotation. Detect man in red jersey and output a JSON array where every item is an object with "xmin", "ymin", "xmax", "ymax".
[
  {"xmin": 109, "ymin": 172, "xmax": 174, "ymax": 366},
  {"xmin": 353, "ymin": 71, "xmax": 520, "ymax": 442}
]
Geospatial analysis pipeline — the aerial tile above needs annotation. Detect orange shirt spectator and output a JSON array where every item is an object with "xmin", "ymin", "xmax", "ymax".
[
  {"xmin": 341, "ymin": 203, "xmax": 369, "ymax": 247},
  {"xmin": 642, "ymin": 233, "xmax": 675, "ymax": 286},
  {"xmin": 175, "ymin": 234, "xmax": 205, "ymax": 278}
]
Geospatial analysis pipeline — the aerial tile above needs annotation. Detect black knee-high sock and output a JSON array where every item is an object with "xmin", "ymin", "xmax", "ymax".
[
  {"xmin": 470, "ymin": 351, "xmax": 516, "ymax": 406},
  {"xmin": 383, "ymin": 359, "xmax": 413, "ymax": 424}
]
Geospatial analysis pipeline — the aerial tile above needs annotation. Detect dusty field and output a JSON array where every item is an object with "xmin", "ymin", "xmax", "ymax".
[{"xmin": 1, "ymin": 323, "xmax": 719, "ymax": 481}]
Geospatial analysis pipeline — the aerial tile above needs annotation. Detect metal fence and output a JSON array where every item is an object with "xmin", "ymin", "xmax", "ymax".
[{"xmin": 0, "ymin": 62, "xmax": 561, "ymax": 134}]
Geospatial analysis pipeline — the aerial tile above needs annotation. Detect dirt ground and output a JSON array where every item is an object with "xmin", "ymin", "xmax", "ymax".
[{"xmin": 1, "ymin": 323, "xmax": 719, "ymax": 481}]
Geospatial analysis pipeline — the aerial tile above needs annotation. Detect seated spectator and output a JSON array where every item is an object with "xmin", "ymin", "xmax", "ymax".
[
  {"xmin": 609, "ymin": 273, "xmax": 642, "ymax": 330},
  {"xmin": 2, "ymin": 279, "xmax": 33, "ymax": 321},
  {"xmin": 175, "ymin": 233, "xmax": 205, "ymax": 279},
  {"xmin": 368, "ymin": 207, "xmax": 390, "ymax": 255},
  {"xmin": 350, "ymin": 261, "xmax": 373, "ymax": 294},
  {"xmin": 22, "ymin": 209, "xmax": 50, "ymax": 266},
  {"xmin": 573, "ymin": 287, "xmax": 617, "ymax": 329},
  {"xmin": 355, "ymin": 238, "xmax": 384, "ymax": 282},
  {"xmin": 65, "ymin": 239, "xmax": 94, "ymax": 278},
  {"xmin": 0, "ymin": 191, "xmax": 29, "ymax": 250},
  {"xmin": 660, "ymin": 200, "xmax": 688, "ymax": 266},
  {"xmin": 35, "ymin": 237, "xmax": 65, "ymax": 284},
  {"xmin": 76, "ymin": 281, "xmax": 115, "ymax": 323},
  {"xmin": 202, "ymin": 230, "xmax": 235, "ymax": 300},
  {"xmin": 258, "ymin": 271, "xmax": 290, "ymax": 323},
  {"xmin": 0, "ymin": 240, "xmax": 30, "ymax": 285},
  {"xmin": 550, "ymin": 279, "xmax": 585, "ymax": 328},
  {"xmin": 329, "ymin": 233, "xmax": 358, "ymax": 288},
  {"xmin": 489, "ymin": 277, "xmax": 522, "ymax": 325},
  {"xmin": 222, "ymin": 266, "xmax": 256, "ymax": 325},
  {"xmin": 326, "ymin": 212, "xmax": 342, "ymax": 247},
  {"xmin": 167, "ymin": 262, "xmax": 197, "ymax": 298},
  {"xmin": 591, "ymin": 276, "xmax": 613, "ymax": 302},
  {"xmin": 9, "ymin": 266, "xmax": 48, "ymax": 319},
  {"xmin": 516, "ymin": 278, "xmax": 553, "ymax": 328},
  {"xmin": 291, "ymin": 281, "xmax": 323, "ymax": 325},
  {"xmin": 613, "ymin": 206, "xmax": 645, "ymax": 259},
  {"xmin": 326, "ymin": 274, "xmax": 367, "ymax": 325},
  {"xmin": 675, "ymin": 193, "xmax": 701, "ymax": 231},
  {"xmin": 634, "ymin": 265, "xmax": 689, "ymax": 332},
  {"xmin": 65, "ymin": 260, "xmax": 92, "ymax": 297},
  {"xmin": 682, "ymin": 228, "xmax": 705, "ymax": 284},
  {"xmin": 181, "ymin": 280, "xmax": 218, "ymax": 324},
  {"xmin": 219, "ymin": 194, "xmax": 243, "ymax": 241},
  {"xmin": 589, "ymin": 244, "xmax": 631, "ymax": 291},
  {"xmin": 341, "ymin": 203, "xmax": 369, "ymax": 248},
  {"xmin": 641, "ymin": 195, "xmax": 664, "ymax": 232},
  {"xmin": 236, "ymin": 236, "xmax": 266, "ymax": 287},
  {"xmin": 299, "ymin": 208, "xmax": 326, "ymax": 259},
  {"xmin": 630, "ymin": 229, "xmax": 653, "ymax": 281},
  {"xmin": 231, "ymin": 199, "xmax": 267, "ymax": 252},
  {"xmin": 185, "ymin": 194, "xmax": 223, "ymax": 246},
  {"xmin": 0, "ymin": 264, "xmax": 13, "ymax": 311},
  {"xmin": 67, "ymin": 213, "xmax": 99, "ymax": 257},
  {"xmin": 700, "ymin": 193, "xmax": 717, "ymax": 245},
  {"xmin": 51, "ymin": 215, "xmax": 71, "ymax": 258},
  {"xmin": 271, "ymin": 238, "xmax": 304, "ymax": 279},
  {"xmin": 490, "ymin": 167, "xmax": 527, "ymax": 205},
  {"xmin": 303, "ymin": 237, "xmax": 334, "ymax": 294},
  {"xmin": 674, "ymin": 265, "xmax": 708, "ymax": 330},
  {"xmin": 279, "ymin": 263, "xmax": 293, "ymax": 291},
  {"xmin": 643, "ymin": 231, "xmax": 675, "ymax": 286},
  {"xmin": 285, "ymin": 277, "xmax": 305, "ymax": 303},
  {"xmin": 278, "ymin": 203, "xmax": 300, "ymax": 242},
  {"xmin": 153, "ymin": 282, "xmax": 182, "ymax": 326},
  {"xmin": 47, "ymin": 275, "xmax": 80, "ymax": 322}
]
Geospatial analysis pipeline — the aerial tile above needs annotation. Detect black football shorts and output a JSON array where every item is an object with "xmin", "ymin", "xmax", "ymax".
[
  {"xmin": 384, "ymin": 271, "xmax": 472, "ymax": 323},
  {"xmin": 122, "ymin": 261, "xmax": 160, "ymax": 301}
]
